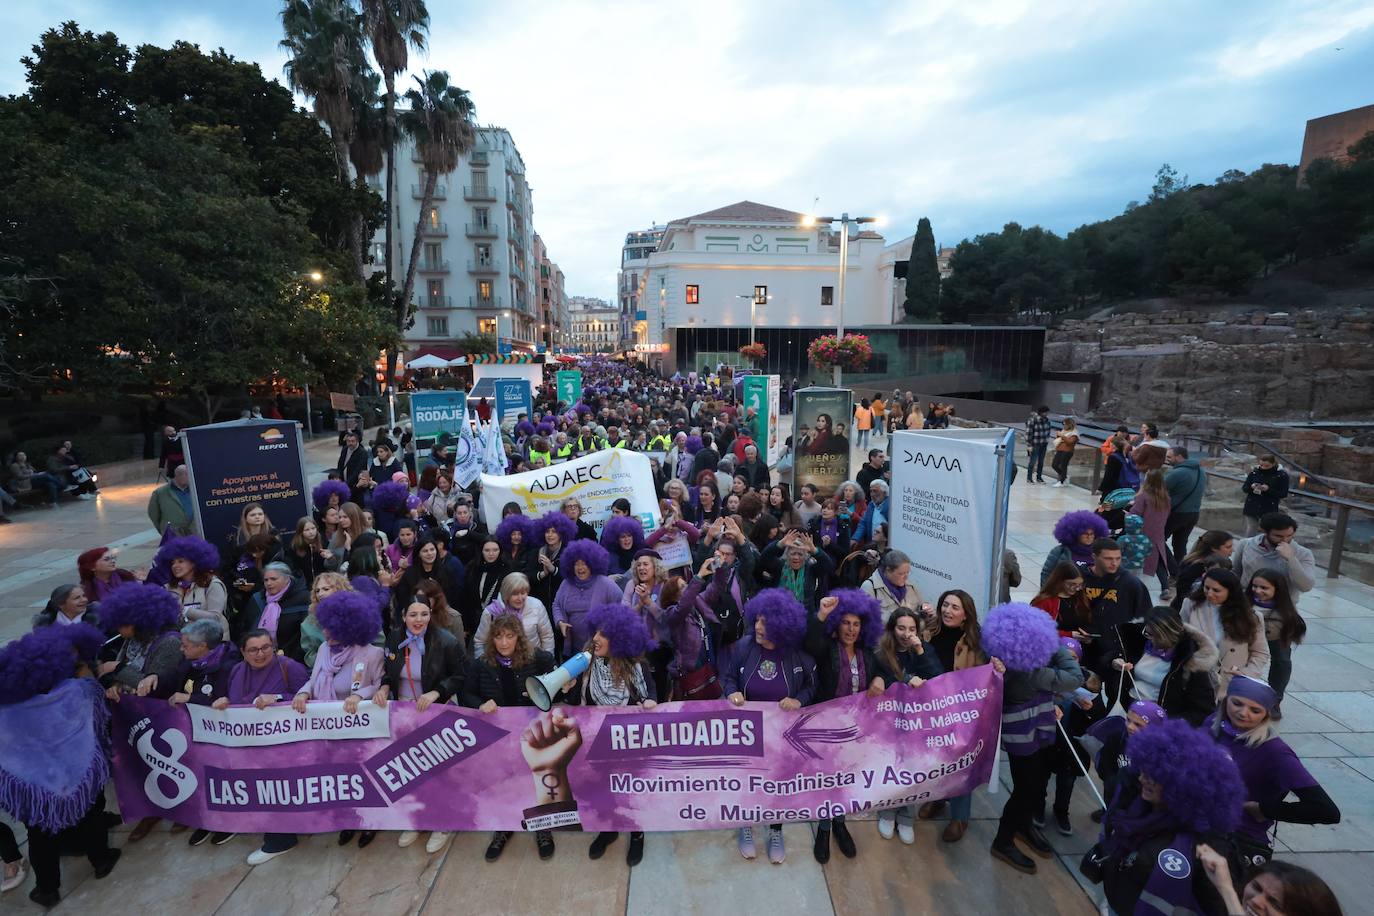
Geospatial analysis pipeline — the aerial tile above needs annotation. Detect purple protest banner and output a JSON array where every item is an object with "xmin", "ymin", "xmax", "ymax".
[{"xmin": 110, "ymin": 665, "xmax": 1002, "ymax": 833}]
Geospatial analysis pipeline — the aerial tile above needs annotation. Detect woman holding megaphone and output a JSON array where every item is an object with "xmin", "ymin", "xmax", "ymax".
[{"xmin": 565, "ymin": 603, "xmax": 658, "ymax": 867}]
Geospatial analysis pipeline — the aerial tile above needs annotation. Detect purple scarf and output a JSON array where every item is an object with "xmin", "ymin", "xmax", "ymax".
[
  {"xmin": 1143, "ymin": 641, "xmax": 1175, "ymax": 662},
  {"xmin": 89, "ymin": 573, "xmax": 128, "ymax": 602},
  {"xmin": 258, "ymin": 581, "xmax": 289, "ymax": 638},
  {"xmin": 190, "ymin": 642, "xmax": 230, "ymax": 672},
  {"xmin": 1104, "ymin": 795, "xmax": 1201, "ymax": 915},
  {"xmin": 1068, "ymin": 542, "xmax": 1095, "ymax": 565},
  {"xmin": 819, "ymin": 518, "xmax": 839, "ymax": 544},
  {"xmin": 0, "ymin": 678, "xmax": 110, "ymax": 832},
  {"xmin": 879, "ymin": 571, "xmax": 906, "ymax": 605},
  {"xmin": 836, "ymin": 645, "xmax": 867, "ymax": 697},
  {"xmin": 309, "ymin": 643, "xmax": 368, "ymax": 700}
]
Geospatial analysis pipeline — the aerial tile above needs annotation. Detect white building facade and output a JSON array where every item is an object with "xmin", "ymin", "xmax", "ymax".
[
  {"xmin": 618, "ymin": 225, "xmax": 665, "ymax": 350},
  {"xmin": 370, "ymin": 127, "xmax": 550, "ymax": 357},
  {"xmin": 567, "ymin": 297, "xmax": 620, "ymax": 352},
  {"xmin": 634, "ymin": 202, "xmax": 892, "ymax": 369}
]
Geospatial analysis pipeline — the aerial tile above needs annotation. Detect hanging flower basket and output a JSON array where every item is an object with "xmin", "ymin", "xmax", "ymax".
[
  {"xmin": 738, "ymin": 342, "xmax": 767, "ymax": 361},
  {"xmin": 807, "ymin": 334, "xmax": 872, "ymax": 371}
]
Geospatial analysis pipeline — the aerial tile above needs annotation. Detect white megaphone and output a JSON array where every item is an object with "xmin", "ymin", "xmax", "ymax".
[{"xmin": 527, "ymin": 651, "xmax": 592, "ymax": 711}]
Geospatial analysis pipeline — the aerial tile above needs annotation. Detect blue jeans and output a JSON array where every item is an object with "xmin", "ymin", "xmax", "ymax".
[
  {"xmin": 1027, "ymin": 444, "xmax": 1047, "ymax": 481},
  {"xmin": 947, "ymin": 792, "xmax": 972, "ymax": 821},
  {"xmin": 857, "ymin": 428, "xmax": 870, "ymax": 448}
]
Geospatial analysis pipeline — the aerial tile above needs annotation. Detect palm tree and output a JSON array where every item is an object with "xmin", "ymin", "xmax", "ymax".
[
  {"xmin": 360, "ymin": 0, "xmax": 429, "ymax": 320},
  {"xmin": 395, "ymin": 70, "xmax": 475, "ymax": 345},
  {"xmin": 349, "ymin": 74, "xmax": 386, "ymax": 182},
  {"xmin": 280, "ymin": 0, "xmax": 372, "ymax": 280}
]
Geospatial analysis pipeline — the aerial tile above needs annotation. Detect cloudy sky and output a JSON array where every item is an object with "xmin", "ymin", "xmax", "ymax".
[{"xmin": 2, "ymin": 1, "xmax": 1371, "ymax": 301}]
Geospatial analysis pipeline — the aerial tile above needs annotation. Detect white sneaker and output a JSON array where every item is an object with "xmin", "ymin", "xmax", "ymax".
[
  {"xmin": 397, "ymin": 830, "xmax": 419, "ymax": 848},
  {"xmin": 877, "ymin": 812, "xmax": 895, "ymax": 840},
  {"xmin": 425, "ymin": 831, "xmax": 451, "ymax": 854},
  {"xmin": 1, "ymin": 859, "xmax": 26, "ymax": 892},
  {"xmin": 897, "ymin": 822, "xmax": 915, "ymax": 845},
  {"xmin": 78, "ymin": 493, "xmax": 97, "ymax": 500},
  {"xmin": 1052, "ymin": 481, "xmax": 1065, "ymax": 488},
  {"xmin": 246, "ymin": 847, "xmax": 290, "ymax": 866}
]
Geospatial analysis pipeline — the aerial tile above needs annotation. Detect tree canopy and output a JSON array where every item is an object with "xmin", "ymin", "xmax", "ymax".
[
  {"xmin": 941, "ymin": 151, "xmax": 1374, "ymax": 318},
  {"xmin": 0, "ymin": 22, "xmax": 395, "ymax": 415}
]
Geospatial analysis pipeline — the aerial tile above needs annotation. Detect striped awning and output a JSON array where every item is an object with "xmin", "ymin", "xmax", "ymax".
[{"xmin": 466, "ymin": 353, "xmax": 545, "ymax": 364}]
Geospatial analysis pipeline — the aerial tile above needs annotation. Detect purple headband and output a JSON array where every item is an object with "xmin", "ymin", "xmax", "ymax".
[
  {"xmin": 1128, "ymin": 700, "xmax": 1166, "ymax": 725},
  {"xmin": 1226, "ymin": 675, "xmax": 1278, "ymax": 714},
  {"xmin": 1059, "ymin": 636, "xmax": 1083, "ymax": 660}
]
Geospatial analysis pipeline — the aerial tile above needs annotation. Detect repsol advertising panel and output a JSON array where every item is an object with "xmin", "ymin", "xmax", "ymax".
[{"xmin": 182, "ymin": 421, "xmax": 309, "ymax": 546}]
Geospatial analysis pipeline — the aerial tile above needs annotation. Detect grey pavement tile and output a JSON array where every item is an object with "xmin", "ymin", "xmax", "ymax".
[
  {"xmin": 1272, "ymin": 695, "xmax": 1353, "ymax": 734},
  {"xmin": 1330, "ymin": 733, "xmax": 1374, "ymax": 757},
  {"xmin": 1287, "ymin": 692, "xmax": 1374, "ymax": 732},
  {"xmin": 1284, "ymin": 648, "xmax": 1374, "ymax": 692}
]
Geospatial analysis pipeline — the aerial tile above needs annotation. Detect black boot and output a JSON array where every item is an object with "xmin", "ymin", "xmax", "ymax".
[
  {"xmin": 357, "ymin": 830, "xmax": 377, "ymax": 849},
  {"xmin": 535, "ymin": 830, "xmax": 555, "ymax": 860},
  {"xmin": 1016, "ymin": 825, "xmax": 1053, "ymax": 859},
  {"xmin": 813, "ymin": 825, "xmax": 830, "ymax": 864},
  {"xmin": 485, "ymin": 831, "xmax": 511, "ymax": 862},
  {"xmin": 626, "ymin": 831, "xmax": 644, "ymax": 867},
  {"xmin": 588, "ymin": 831, "xmax": 618, "ymax": 860},
  {"xmin": 831, "ymin": 817, "xmax": 856, "ymax": 858},
  {"xmin": 990, "ymin": 839, "xmax": 1037, "ymax": 874}
]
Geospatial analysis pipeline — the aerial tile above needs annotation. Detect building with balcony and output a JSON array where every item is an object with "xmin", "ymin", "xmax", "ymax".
[
  {"xmin": 370, "ymin": 127, "xmax": 544, "ymax": 358},
  {"xmin": 533, "ymin": 234, "xmax": 567, "ymax": 351},
  {"xmin": 618, "ymin": 224, "xmax": 665, "ymax": 351},
  {"xmin": 568, "ymin": 297, "xmax": 618, "ymax": 352}
]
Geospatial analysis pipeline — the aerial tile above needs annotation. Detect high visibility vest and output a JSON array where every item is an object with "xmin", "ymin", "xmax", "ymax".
[{"xmin": 556, "ymin": 444, "xmax": 573, "ymax": 459}]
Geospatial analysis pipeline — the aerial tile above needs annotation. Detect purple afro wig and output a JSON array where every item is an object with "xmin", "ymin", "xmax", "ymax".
[
  {"xmin": 315, "ymin": 590, "xmax": 383, "ymax": 647},
  {"xmin": 494, "ymin": 514, "xmax": 531, "ymax": 551},
  {"xmin": 600, "ymin": 515, "xmax": 646, "ymax": 552},
  {"xmin": 825, "ymin": 588, "xmax": 884, "ymax": 648},
  {"xmin": 156, "ymin": 535, "xmax": 221, "ymax": 574},
  {"xmin": 743, "ymin": 589, "xmax": 808, "ymax": 651},
  {"xmin": 99, "ymin": 582, "xmax": 181, "ymax": 635},
  {"xmin": 536, "ymin": 421, "xmax": 556, "ymax": 437},
  {"xmin": 1053, "ymin": 510, "xmax": 1110, "ymax": 547},
  {"xmin": 405, "ymin": 494, "xmax": 423, "ymax": 511},
  {"xmin": 981, "ymin": 602, "xmax": 1061, "ymax": 672},
  {"xmin": 685, "ymin": 434, "xmax": 703, "ymax": 455},
  {"xmin": 575, "ymin": 402, "xmax": 592, "ymax": 417},
  {"xmin": 585, "ymin": 604, "xmax": 655, "ymax": 658},
  {"xmin": 1129, "ymin": 719, "xmax": 1244, "ymax": 834},
  {"xmin": 350, "ymin": 576, "xmax": 391, "ymax": 615},
  {"xmin": 371, "ymin": 480, "xmax": 410, "ymax": 513},
  {"xmin": 0, "ymin": 624, "xmax": 108, "ymax": 704},
  {"xmin": 312, "ymin": 479, "xmax": 351, "ymax": 510},
  {"xmin": 535, "ymin": 511, "xmax": 578, "ymax": 545},
  {"xmin": 561, "ymin": 538, "xmax": 610, "ymax": 579},
  {"xmin": 515, "ymin": 420, "xmax": 536, "ymax": 438}
]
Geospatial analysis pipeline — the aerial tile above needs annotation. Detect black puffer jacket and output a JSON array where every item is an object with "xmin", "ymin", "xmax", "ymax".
[
  {"xmin": 462, "ymin": 650, "xmax": 557, "ymax": 707},
  {"xmin": 383, "ymin": 626, "xmax": 467, "ymax": 703}
]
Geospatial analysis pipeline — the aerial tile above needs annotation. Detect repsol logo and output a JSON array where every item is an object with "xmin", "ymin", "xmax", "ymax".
[
  {"xmin": 901, "ymin": 450, "xmax": 962, "ymax": 472},
  {"xmin": 258, "ymin": 443, "xmax": 289, "ymax": 451}
]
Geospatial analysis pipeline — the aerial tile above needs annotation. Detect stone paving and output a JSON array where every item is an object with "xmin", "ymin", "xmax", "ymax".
[{"xmin": 2, "ymin": 430, "xmax": 1372, "ymax": 913}]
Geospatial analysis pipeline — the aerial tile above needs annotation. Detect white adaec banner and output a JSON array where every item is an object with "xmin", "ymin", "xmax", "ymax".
[
  {"xmin": 480, "ymin": 448, "xmax": 663, "ymax": 537},
  {"xmin": 888, "ymin": 428, "xmax": 1014, "ymax": 615},
  {"xmin": 187, "ymin": 701, "xmax": 392, "ymax": 748}
]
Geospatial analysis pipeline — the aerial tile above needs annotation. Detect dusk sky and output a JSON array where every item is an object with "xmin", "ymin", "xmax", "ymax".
[{"xmin": 2, "ymin": 1, "xmax": 1371, "ymax": 302}]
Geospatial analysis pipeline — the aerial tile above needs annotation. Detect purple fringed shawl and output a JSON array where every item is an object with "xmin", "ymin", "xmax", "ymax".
[{"xmin": 0, "ymin": 677, "xmax": 110, "ymax": 831}]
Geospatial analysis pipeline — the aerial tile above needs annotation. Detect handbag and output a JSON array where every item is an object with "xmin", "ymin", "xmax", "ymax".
[
  {"xmin": 1078, "ymin": 842, "xmax": 1108, "ymax": 884},
  {"xmin": 1232, "ymin": 832, "xmax": 1272, "ymax": 877},
  {"xmin": 673, "ymin": 663, "xmax": 722, "ymax": 701}
]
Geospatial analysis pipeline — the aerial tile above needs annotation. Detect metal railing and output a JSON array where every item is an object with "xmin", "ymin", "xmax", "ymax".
[
  {"xmin": 467, "ymin": 259, "xmax": 501, "ymax": 274},
  {"xmin": 418, "ymin": 259, "xmax": 450, "ymax": 272},
  {"xmin": 418, "ymin": 221, "xmax": 448, "ymax": 236},
  {"xmin": 465, "ymin": 222, "xmax": 497, "ymax": 238},
  {"xmin": 464, "ymin": 185, "xmax": 496, "ymax": 201},
  {"xmin": 423, "ymin": 295, "xmax": 451, "ymax": 308},
  {"xmin": 412, "ymin": 184, "xmax": 447, "ymax": 199},
  {"xmin": 963, "ymin": 417, "xmax": 1372, "ymax": 582},
  {"xmin": 469, "ymin": 295, "xmax": 504, "ymax": 309}
]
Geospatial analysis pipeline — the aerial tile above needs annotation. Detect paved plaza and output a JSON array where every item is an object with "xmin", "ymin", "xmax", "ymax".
[{"xmin": 2, "ymin": 432, "xmax": 1372, "ymax": 914}]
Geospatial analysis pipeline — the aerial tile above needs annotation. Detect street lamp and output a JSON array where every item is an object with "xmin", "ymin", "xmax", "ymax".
[
  {"xmin": 801, "ymin": 212, "xmax": 886, "ymax": 386},
  {"xmin": 736, "ymin": 288, "xmax": 772, "ymax": 346}
]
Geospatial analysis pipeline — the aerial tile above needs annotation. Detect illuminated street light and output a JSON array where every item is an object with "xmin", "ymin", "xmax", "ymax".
[{"xmin": 801, "ymin": 212, "xmax": 881, "ymax": 386}]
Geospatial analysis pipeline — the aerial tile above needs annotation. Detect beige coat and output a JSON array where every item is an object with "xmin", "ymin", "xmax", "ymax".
[
  {"xmin": 1181, "ymin": 598, "xmax": 1270, "ymax": 699},
  {"xmin": 861, "ymin": 568, "xmax": 924, "ymax": 622}
]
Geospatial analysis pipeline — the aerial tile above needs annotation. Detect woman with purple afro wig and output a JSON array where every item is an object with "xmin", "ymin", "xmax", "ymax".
[
  {"xmin": 1040, "ymin": 510, "xmax": 1111, "ymax": 583},
  {"xmin": 1098, "ymin": 718, "xmax": 1245, "ymax": 914},
  {"xmin": 291, "ymin": 590, "xmax": 385, "ymax": 849},
  {"xmin": 312, "ymin": 479, "xmax": 350, "ymax": 512},
  {"xmin": 0, "ymin": 622, "xmax": 120, "ymax": 902},
  {"xmin": 797, "ymin": 587, "xmax": 885, "ymax": 863},
  {"xmin": 600, "ymin": 515, "xmax": 646, "ymax": 576},
  {"xmin": 98, "ymin": 582, "xmax": 185, "ymax": 703},
  {"xmin": 528, "ymin": 511, "xmax": 577, "ymax": 609},
  {"xmin": 552, "ymin": 540, "xmax": 622, "ymax": 659},
  {"xmin": 571, "ymin": 602, "xmax": 657, "ymax": 866},
  {"xmin": 156, "ymin": 536, "xmax": 230, "ymax": 636},
  {"xmin": 514, "ymin": 420, "xmax": 535, "ymax": 440},
  {"xmin": 494, "ymin": 514, "xmax": 531, "ymax": 565},
  {"xmin": 720, "ymin": 588, "xmax": 817, "ymax": 863},
  {"xmin": 983, "ymin": 601, "xmax": 1084, "ymax": 874}
]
